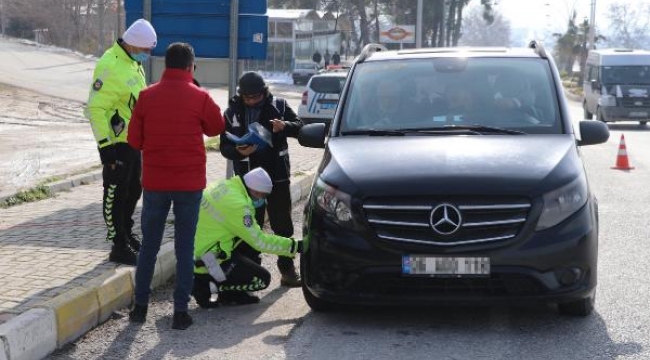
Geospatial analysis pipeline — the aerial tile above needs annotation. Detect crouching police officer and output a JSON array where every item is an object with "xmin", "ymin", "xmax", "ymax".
[{"xmin": 192, "ymin": 167, "xmax": 303, "ymax": 307}]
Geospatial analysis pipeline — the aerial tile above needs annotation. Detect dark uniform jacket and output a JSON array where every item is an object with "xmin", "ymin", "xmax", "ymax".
[{"xmin": 220, "ymin": 94, "xmax": 302, "ymax": 182}]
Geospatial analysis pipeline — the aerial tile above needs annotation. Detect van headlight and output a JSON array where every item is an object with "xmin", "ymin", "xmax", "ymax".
[
  {"xmin": 598, "ymin": 95, "xmax": 617, "ymax": 107},
  {"xmin": 312, "ymin": 178, "xmax": 354, "ymax": 225},
  {"xmin": 536, "ymin": 173, "xmax": 588, "ymax": 231}
]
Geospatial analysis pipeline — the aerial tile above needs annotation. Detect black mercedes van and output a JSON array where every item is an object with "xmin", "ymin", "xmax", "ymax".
[{"xmin": 298, "ymin": 42, "xmax": 610, "ymax": 316}]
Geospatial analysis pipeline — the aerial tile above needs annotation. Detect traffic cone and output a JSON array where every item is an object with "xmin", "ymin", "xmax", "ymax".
[{"xmin": 612, "ymin": 134, "xmax": 634, "ymax": 170}]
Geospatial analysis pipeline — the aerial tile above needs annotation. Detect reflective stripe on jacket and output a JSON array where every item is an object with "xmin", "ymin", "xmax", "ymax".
[
  {"xmin": 193, "ymin": 176, "xmax": 298, "ymax": 274},
  {"xmin": 84, "ymin": 40, "xmax": 146, "ymax": 148}
]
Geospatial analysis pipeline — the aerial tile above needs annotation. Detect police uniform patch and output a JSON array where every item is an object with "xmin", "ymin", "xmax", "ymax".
[
  {"xmin": 243, "ymin": 214, "xmax": 253, "ymax": 228},
  {"xmin": 92, "ymin": 79, "xmax": 103, "ymax": 91}
]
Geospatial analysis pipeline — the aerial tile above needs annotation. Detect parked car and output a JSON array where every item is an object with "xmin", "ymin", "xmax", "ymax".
[
  {"xmin": 292, "ymin": 62, "xmax": 320, "ymax": 85},
  {"xmin": 298, "ymin": 42, "xmax": 610, "ymax": 316},
  {"xmin": 297, "ymin": 69, "xmax": 348, "ymax": 125}
]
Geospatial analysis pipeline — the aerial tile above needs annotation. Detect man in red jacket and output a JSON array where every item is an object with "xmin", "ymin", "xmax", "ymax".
[{"xmin": 126, "ymin": 42, "xmax": 225, "ymax": 330}]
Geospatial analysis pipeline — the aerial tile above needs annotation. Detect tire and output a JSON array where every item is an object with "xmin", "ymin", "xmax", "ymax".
[
  {"xmin": 596, "ymin": 107, "xmax": 606, "ymax": 123},
  {"xmin": 640, "ymin": 121, "xmax": 647, "ymax": 125},
  {"xmin": 300, "ymin": 255, "xmax": 339, "ymax": 312},
  {"xmin": 558, "ymin": 294, "xmax": 595, "ymax": 316},
  {"xmin": 583, "ymin": 102, "xmax": 593, "ymax": 119},
  {"xmin": 302, "ymin": 284, "xmax": 339, "ymax": 312}
]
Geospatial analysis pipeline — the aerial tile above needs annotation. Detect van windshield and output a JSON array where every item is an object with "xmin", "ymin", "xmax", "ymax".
[
  {"xmin": 602, "ymin": 66, "xmax": 650, "ymax": 85},
  {"xmin": 339, "ymin": 58, "xmax": 562, "ymax": 135}
]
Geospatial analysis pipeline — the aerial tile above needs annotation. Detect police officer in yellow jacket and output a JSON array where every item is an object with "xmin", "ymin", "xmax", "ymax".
[
  {"xmin": 192, "ymin": 167, "xmax": 303, "ymax": 307},
  {"xmin": 84, "ymin": 19, "xmax": 157, "ymax": 265}
]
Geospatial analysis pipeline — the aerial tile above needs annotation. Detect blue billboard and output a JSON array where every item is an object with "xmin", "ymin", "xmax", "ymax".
[{"xmin": 125, "ymin": 0, "xmax": 267, "ymax": 59}]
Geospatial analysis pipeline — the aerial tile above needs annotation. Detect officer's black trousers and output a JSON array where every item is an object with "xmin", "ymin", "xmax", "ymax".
[
  {"xmin": 193, "ymin": 251, "xmax": 271, "ymax": 304},
  {"xmin": 101, "ymin": 144, "xmax": 142, "ymax": 246},
  {"xmin": 237, "ymin": 180, "xmax": 296, "ymax": 272}
]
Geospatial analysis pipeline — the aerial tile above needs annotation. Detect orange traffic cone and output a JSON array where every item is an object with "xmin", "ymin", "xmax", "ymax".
[{"xmin": 612, "ymin": 134, "xmax": 634, "ymax": 170}]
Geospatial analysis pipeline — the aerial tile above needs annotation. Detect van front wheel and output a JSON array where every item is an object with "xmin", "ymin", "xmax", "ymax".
[
  {"xmin": 583, "ymin": 102, "xmax": 593, "ymax": 119},
  {"xmin": 596, "ymin": 108, "xmax": 606, "ymax": 122}
]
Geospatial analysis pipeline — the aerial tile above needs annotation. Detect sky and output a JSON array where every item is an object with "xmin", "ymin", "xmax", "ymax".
[{"xmin": 493, "ymin": 0, "xmax": 637, "ymax": 42}]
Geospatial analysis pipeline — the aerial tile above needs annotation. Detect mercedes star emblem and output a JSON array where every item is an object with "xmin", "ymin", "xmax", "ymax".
[{"xmin": 429, "ymin": 203, "xmax": 462, "ymax": 235}]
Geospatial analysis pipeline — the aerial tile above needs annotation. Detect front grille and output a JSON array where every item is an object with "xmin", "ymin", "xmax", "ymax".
[
  {"xmin": 363, "ymin": 197, "xmax": 531, "ymax": 246},
  {"xmin": 621, "ymin": 97, "xmax": 650, "ymax": 107},
  {"xmin": 358, "ymin": 273, "xmax": 543, "ymax": 297}
]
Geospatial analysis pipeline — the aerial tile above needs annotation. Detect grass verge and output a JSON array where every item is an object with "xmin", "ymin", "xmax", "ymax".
[{"xmin": 0, "ymin": 185, "xmax": 52, "ymax": 209}]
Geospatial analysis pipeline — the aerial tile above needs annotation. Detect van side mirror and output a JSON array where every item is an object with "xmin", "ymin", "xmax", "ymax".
[
  {"xmin": 578, "ymin": 120, "xmax": 609, "ymax": 146},
  {"xmin": 590, "ymin": 79, "xmax": 599, "ymax": 90},
  {"xmin": 298, "ymin": 123, "xmax": 326, "ymax": 148}
]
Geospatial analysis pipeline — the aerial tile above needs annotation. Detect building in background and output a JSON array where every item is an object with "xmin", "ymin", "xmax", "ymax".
[{"xmin": 244, "ymin": 9, "xmax": 351, "ymax": 73}]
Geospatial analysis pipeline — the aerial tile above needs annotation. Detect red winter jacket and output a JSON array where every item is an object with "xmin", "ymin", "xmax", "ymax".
[{"xmin": 128, "ymin": 68, "xmax": 225, "ymax": 191}]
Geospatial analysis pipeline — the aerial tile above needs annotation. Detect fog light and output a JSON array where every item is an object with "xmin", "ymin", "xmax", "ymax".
[{"xmin": 557, "ymin": 267, "xmax": 582, "ymax": 286}]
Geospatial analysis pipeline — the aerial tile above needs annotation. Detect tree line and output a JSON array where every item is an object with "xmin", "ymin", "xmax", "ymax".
[
  {"xmin": 271, "ymin": 0, "xmax": 498, "ymax": 51},
  {"xmin": 0, "ymin": 0, "xmax": 120, "ymax": 55}
]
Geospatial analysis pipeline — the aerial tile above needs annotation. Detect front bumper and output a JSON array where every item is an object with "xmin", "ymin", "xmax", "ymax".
[
  {"xmin": 302, "ymin": 202, "xmax": 598, "ymax": 307},
  {"xmin": 601, "ymin": 106, "xmax": 650, "ymax": 122}
]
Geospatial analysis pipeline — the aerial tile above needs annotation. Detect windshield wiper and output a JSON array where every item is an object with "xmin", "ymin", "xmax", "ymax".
[
  {"xmin": 340, "ymin": 129, "xmax": 406, "ymax": 136},
  {"xmin": 397, "ymin": 125, "xmax": 526, "ymax": 135}
]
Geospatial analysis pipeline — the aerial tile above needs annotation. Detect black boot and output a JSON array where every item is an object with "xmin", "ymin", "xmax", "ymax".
[
  {"xmin": 278, "ymin": 257, "xmax": 301, "ymax": 287},
  {"xmin": 109, "ymin": 243, "xmax": 137, "ymax": 266},
  {"xmin": 192, "ymin": 276, "xmax": 219, "ymax": 309},
  {"xmin": 128, "ymin": 233, "xmax": 141, "ymax": 252},
  {"xmin": 172, "ymin": 311, "xmax": 193, "ymax": 330},
  {"xmin": 129, "ymin": 304, "xmax": 148, "ymax": 323},
  {"xmin": 218, "ymin": 291, "xmax": 260, "ymax": 305}
]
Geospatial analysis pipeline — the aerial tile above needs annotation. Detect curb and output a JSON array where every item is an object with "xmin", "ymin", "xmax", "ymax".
[
  {"xmin": 0, "ymin": 171, "xmax": 103, "ymax": 206},
  {"xmin": 0, "ymin": 171, "xmax": 316, "ymax": 360}
]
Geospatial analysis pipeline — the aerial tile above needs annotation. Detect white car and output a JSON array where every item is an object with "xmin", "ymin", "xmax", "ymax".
[{"xmin": 297, "ymin": 70, "xmax": 348, "ymax": 125}]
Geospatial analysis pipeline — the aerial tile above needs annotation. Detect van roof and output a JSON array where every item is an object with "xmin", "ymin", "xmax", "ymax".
[
  {"xmin": 363, "ymin": 47, "xmax": 541, "ymax": 62},
  {"xmin": 588, "ymin": 49, "xmax": 650, "ymax": 66}
]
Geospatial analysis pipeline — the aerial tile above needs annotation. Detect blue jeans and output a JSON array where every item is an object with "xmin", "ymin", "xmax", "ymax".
[{"xmin": 134, "ymin": 190, "xmax": 202, "ymax": 312}]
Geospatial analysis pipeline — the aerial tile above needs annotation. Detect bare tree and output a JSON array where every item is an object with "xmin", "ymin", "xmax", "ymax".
[
  {"xmin": 459, "ymin": 5, "xmax": 510, "ymax": 47},
  {"xmin": 605, "ymin": 1, "xmax": 650, "ymax": 49},
  {"xmin": 2, "ymin": 0, "xmax": 118, "ymax": 54}
]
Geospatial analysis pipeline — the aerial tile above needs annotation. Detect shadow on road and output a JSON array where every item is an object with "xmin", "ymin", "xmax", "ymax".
[{"xmin": 282, "ymin": 304, "xmax": 642, "ymax": 360}]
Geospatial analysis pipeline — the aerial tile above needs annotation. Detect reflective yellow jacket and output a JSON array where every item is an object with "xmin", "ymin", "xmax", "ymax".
[
  {"xmin": 193, "ymin": 176, "xmax": 299, "ymax": 275},
  {"xmin": 84, "ymin": 41, "xmax": 146, "ymax": 149}
]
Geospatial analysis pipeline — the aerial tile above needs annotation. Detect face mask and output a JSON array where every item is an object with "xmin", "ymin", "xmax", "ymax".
[
  {"xmin": 132, "ymin": 52, "xmax": 150, "ymax": 63},
  {"xmin": 252, "ymin": 198, "xmax": 266, "ymax": 208}
]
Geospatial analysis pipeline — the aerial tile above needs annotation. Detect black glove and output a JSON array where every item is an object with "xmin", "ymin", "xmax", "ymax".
[
  {"xmin": 98, "ymin": 144, "xmax": 118, "ymax": 165},
  {"xmin": 295, "ymin": 239, "xmax": 303, "ymax": 254}
]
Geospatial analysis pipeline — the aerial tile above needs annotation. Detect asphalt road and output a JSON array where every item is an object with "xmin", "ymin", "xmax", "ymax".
[{"xmin": 46, "ymin": 102, "xmax": 650, "ymax": 360}]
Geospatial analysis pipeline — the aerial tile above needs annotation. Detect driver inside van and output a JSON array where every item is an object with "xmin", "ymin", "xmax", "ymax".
[{"xmin": 359, "ymin": 78, "xmax": 426, "ymax": 128}]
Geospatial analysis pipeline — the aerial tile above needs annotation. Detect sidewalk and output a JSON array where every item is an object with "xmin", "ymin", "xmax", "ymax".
[{"xmin": 0, "ymin": 142, "xmax": 323, "ymax": 360}]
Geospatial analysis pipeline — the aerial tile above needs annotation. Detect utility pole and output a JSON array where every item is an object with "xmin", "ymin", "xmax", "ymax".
[
  {"xmin": 416, "ymin": 0, "xmax": 423, "ymax": 48},
  {"xmin": 226, "ymin": 0, "xmax": 240, "ymax": 179},
  {"xmin": 116, "ymin": 0, "xmax": 122, "ymax": 37},
  {"xmin": 0, "ymin": 0, "xmax": 6, "ymax": 36},
  {"xmin": 588, "ymin": 0, "xmax": 596, "ymax": 50}
]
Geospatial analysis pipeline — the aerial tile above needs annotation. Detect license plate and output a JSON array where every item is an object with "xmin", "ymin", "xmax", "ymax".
[
  {"xmin": 629, "ymin": 111, "xmax": 648, "ymax": 117},
  {"xmin": 402, "ymin": 255, "xmax": 490, "ymax": 276},
  {"xmin": 320, "ymin": 103, "xmax": 337, "ymax": 110}
]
